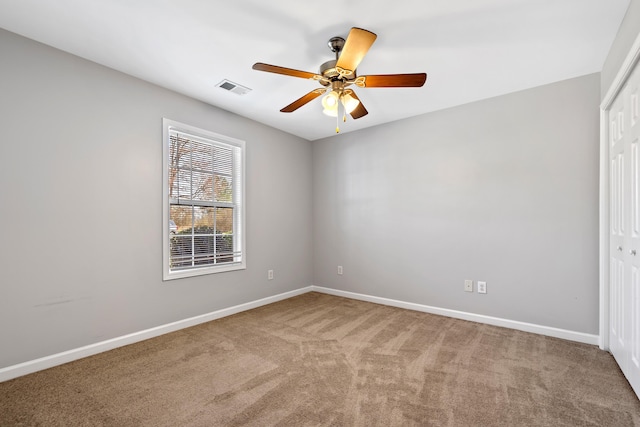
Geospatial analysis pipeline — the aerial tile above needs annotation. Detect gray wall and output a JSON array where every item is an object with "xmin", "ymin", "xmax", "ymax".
[
  {"xmin": 602, "ymin": 0, "xmax": 640, "ymax": 96},
  {"xmin": 312, "ymin": 73, "xmax": 601, "ymax": 334},
  {"xmin": 0, "ymin": 29, "xmax": 313, "ymax": 368}
]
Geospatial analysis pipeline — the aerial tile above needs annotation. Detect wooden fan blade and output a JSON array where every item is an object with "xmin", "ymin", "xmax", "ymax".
[
  {"xmin": 347, "ymin": 90, "xmax": 368, "ymax": 120},
  {"xmin": 280, "ymin": 89, "xmax": 325, "ymax": 113},
  {"xmin": 252, "ymin": 62, "xmax": 321, "ymax": 80},
  {"xmin": 335, "ymin": 28, "xmax": 377, "ymax": 74},
  {"xmin": 359, "ymin": 73, "xmax": 427, "ymax": 88}
]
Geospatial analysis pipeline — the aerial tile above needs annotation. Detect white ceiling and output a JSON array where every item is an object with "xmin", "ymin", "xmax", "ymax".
[{"xmin": 0, "ymin": 0, "xmax": 630, "ymax": 141}]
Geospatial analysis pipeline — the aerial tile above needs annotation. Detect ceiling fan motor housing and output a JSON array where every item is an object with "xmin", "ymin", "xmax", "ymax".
[
  {"xmin": 319, "ymin": 36, "xmax": 356, "ymax": 86},
  {"xmin": 319, "ymin": 60, "xmax": 356, "ymax": 86}
]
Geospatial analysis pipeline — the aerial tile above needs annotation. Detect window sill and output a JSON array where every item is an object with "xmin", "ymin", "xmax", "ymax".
[{"xmin": 163, "ymin": 261, "xmax": 246, "ymax": 281}]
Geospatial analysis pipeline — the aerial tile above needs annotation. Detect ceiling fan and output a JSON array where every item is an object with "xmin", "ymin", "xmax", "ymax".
[{"xmin": 252, "ymin": 27, "xmax": 427, "ymax": 132}]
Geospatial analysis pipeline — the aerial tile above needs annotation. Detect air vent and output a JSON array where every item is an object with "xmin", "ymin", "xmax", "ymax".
[{"xmin": 216, "ymin": 79, "xmax": 252, "ymax": 95}]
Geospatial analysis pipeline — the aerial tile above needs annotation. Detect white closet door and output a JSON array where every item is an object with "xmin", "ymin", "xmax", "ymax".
[
  {"xmin": 628, "ymin": 61, "xmax": 640, "ymax": 397},
  {"xmin": 610, "ymin": 58, "xmax": 640, "ymax": 398},
  {"xmin": 610, "ymin": 87, "xmax": 626, "ymax": 362}
]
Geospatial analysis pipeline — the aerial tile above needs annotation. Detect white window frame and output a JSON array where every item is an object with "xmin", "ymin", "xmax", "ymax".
[{"xmin": 162, "ymin": 118, "xmax": 246, "ymax": 280}]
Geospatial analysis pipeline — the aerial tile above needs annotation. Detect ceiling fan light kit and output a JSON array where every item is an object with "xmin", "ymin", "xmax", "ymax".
[
  {"xmin": 252, "ymin": 27, "xmax": 427, "ymax": 133},
  {"xmin": 321, "ymin": 82, "xmax": 360, "ymax": 118},
  {"xmin": 321, "ymin": 90, "xmax": 339, "ymax": 115},
  {"xmin": 341, "ymin": 91, "xmax": 360, "ymax": 113}
]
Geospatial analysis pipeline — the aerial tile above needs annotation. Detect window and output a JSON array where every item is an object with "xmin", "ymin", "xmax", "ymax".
[{"xmin": 163, "ymin": 118, "xmax": 245, "ymax": 280}]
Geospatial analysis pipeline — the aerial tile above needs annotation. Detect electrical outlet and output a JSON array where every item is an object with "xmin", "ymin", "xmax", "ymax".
[
  {"xmin": 478, "ymin": 281, "xmax": 487, "ymax": 294},
  {"xmin": 464, "ymin": 279, "xmax": 473, "ymax": 292},
  {"xmin": 268, "ymin": 270, "xmax": 274, "ymax": 280},
  {"xmin": 337, "ymin": 266, "xmax": 343, "ymax": 275}
]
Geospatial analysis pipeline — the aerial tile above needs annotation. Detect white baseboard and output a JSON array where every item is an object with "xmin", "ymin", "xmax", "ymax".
[
  {"xmin": 311, "ymin": 286, "xmax": 600, "ymax": 346},
  {"xmin": 0, "ymin": 286, "xmax": 313, "ymax": 383},
  {"xmin": 0, "ymin": 284, "xmax": 599, "ymax": 383}
]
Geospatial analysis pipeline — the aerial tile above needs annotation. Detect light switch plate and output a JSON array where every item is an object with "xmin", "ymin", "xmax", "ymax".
[{"xmin": 478, "ymin": 281, "xmax": 487, "ymax": 294}]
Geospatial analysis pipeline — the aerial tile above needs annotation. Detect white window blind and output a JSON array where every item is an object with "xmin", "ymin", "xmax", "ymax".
[{"xmin": 163, "ymin": 119, "xmax": 245, "ymax": 280}]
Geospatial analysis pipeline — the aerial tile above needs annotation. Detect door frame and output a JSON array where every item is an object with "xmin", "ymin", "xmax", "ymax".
[{"xmin": 600, "ymin": 32, "xmax": 640, "ymax": 351}]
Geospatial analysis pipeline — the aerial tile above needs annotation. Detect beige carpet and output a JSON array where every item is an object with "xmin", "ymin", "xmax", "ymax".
[{"xmin": 1, "ymin": 292, "xmax": 639, "ymax": 426}]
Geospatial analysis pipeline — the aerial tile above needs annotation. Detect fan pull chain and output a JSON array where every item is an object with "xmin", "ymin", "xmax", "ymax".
[
  {"xmin": 336, "ymin": 96, "xmax": 340, "ymax": 133},
  {"xmin": 342, "ymin": 96, "xmax": 346, "ymax": 123}
]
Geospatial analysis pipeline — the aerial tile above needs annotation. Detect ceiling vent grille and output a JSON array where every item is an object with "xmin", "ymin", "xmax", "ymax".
[{"xmin": 216, "ymin": 79, "xmax": 252, "ymax": 95}]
